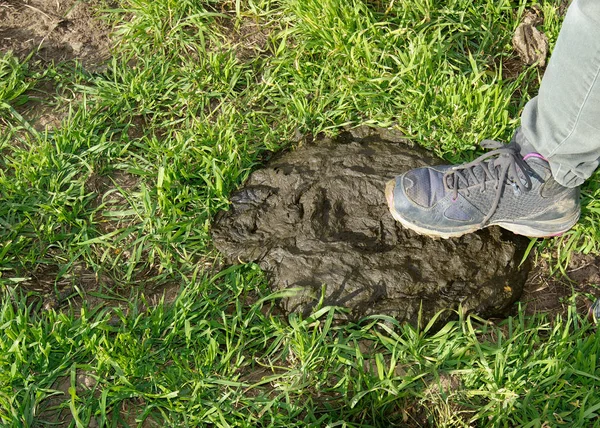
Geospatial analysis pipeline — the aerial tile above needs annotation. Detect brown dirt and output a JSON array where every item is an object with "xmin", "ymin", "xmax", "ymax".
[
  {"xmin": 520, "ymin": 252, "xmax": 600, "ymax": 318},
  {"xmin": 209, "ymin": 13, "xmax": 273, "ymax": 67},
  {"xmin": 11, "ymin": 79, "xmax": 73, "ymax": 133},
  {"xmin": 1, "ymin": 0, "xmax": 113, "ymax": 133},
  {"xmin": 0, "ymin": 0, "xmax": 111, "ymax": 68},
  {"xmin": 21, "ymin": 259, "xmax": 183, "ymax": 316},
  {"xmin": 232, "ymin": 17, "xmax": 271, "ymax": 61},
  {"xmin": 500, "ymin": 6, "xmax": 548, "ymax": 81},
  {"xmin": 37, "ymin": 369, "xmax": 98, "ymax": 426},
  {"xmin": 39, "ymin": 373, "xmax": 161, "ymax": 427},
  {"xmin": 500, "ymin": 56, "xmax": 526, "ymax": 81},
  {"xmin": 87, "ymin": 168, "xmax": 140, "ymax": 235}
]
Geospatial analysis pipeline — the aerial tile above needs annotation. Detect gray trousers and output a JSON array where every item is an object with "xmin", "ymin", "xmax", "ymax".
[{"xmin": 521, "ymin": 0, "xmax": 600, "ymax": 188}]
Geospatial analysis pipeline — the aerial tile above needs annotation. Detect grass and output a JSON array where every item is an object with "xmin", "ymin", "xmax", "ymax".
[
  {"xmin": 1, "ymin": 0, "xmax": 600, "ymax": 426},
  {"xmin": 2, "ymin": 269, "xmax": 600, "ymax": 426}
]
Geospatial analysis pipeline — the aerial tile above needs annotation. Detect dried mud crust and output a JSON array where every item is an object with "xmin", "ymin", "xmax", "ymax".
[{"xmin": 0, "ymin": 0, "xmax": 111, "ymax": 68}]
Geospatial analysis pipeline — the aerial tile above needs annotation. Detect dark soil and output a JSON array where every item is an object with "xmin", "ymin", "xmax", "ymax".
[
  {"xmin": 0, "ymin": 0, "xmax": 111, "ymax": 68},
  {"xmin": 213, "ymin": 126, "xmax": 600, "ymax": 324}
]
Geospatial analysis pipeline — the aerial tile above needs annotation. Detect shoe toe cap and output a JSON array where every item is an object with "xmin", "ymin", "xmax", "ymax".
[{"xmin": 386, "ymin": 174, "xmax": 425, "ymax": 216}]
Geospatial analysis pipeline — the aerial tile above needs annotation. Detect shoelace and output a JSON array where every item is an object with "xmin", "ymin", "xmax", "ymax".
[{"xmin": 443, "ymin": 140, "xmax": 533, "ymax": 224}]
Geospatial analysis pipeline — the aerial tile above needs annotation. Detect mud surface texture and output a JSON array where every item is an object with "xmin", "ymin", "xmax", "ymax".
[
  {"xmin": 213, "ymin": 128, "xmax": 532, "ymax": 324},
  {"xmin": 0, "ymin": 0, "xmax": 110, "ymax": 68}
]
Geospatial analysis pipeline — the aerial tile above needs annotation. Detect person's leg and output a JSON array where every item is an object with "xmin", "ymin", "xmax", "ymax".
[{"xmin": 520, "ymin": 0, "xmax": 600, "ymax": 188}]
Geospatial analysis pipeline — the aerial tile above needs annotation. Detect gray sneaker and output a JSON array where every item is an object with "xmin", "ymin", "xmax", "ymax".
[{"xmin": 385, "ymin": 140, "xmax": 580, "ymax": 239}]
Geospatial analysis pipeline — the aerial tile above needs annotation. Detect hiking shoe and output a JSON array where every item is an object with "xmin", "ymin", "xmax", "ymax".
[
  {"xmin": 588, "ymin": 298, "xmax": 600, "ymax": 324},
  {"xmin": 385, "ymin": 139, "xmax": 580, "ymax": 239}
]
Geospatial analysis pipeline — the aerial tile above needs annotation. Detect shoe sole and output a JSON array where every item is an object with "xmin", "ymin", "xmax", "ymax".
[{"xmin": 385, "ymin": 180, "xmax": 579, "ymax": 239}]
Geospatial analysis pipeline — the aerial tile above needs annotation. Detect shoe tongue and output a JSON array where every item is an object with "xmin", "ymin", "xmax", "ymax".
[
  {"xmin": 513, "ymin": 129, "xmax": 537, "ymax": 156},
  {"xmin": 521, "ymin": 153, "xmax": 550, "ymax": 183}
]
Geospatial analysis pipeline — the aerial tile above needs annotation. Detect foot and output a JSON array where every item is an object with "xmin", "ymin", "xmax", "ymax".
[{"xmin": 385, "ymin": 139, "xmax": 580, "ymax": 239}]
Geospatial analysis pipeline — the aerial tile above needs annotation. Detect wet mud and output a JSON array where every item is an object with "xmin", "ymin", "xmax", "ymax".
[{"xmin": 213, "ymin": 128, "xmax": 532, "ymax": 324}]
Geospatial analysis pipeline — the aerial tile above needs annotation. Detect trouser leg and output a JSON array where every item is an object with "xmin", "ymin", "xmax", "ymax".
[{"xmin": 520, "ymin": 0, "xmax": 600, "ymax": 188}]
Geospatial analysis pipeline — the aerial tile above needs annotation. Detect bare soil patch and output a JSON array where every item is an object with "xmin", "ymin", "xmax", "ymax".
[
  {"xmin": 1, "ymin": 0, "xmax": 113, "ymax": 131},
  {"xmin": 14, "ymin": 81, "xmax": 83, "ymax": 132},
  {"xmin": 232, "ymin": 18, "xmax": 271, "ymax": 61},
  {"xmin": 521, "ymin": 252, "xmax": 600, "ymax": 318},
  {"xmin": 0, "ymin": 0, "xmax": 111, "ymax": 68},
  {"xmin": 21, "ymin": 257, "xmax": 183, "ymax": 328}
]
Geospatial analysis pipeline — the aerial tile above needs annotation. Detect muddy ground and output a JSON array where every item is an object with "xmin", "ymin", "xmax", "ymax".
[
  {"xmin": 522, "ymin": 253, "xmax": 600, "ymax": 319},
  {"xmin": 1, "ymin": 0, "xmax": 112, "ymax": 132},
  {"xmin": 0, "ymin": 0, "xmax": 110, "ymax": 67}
]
